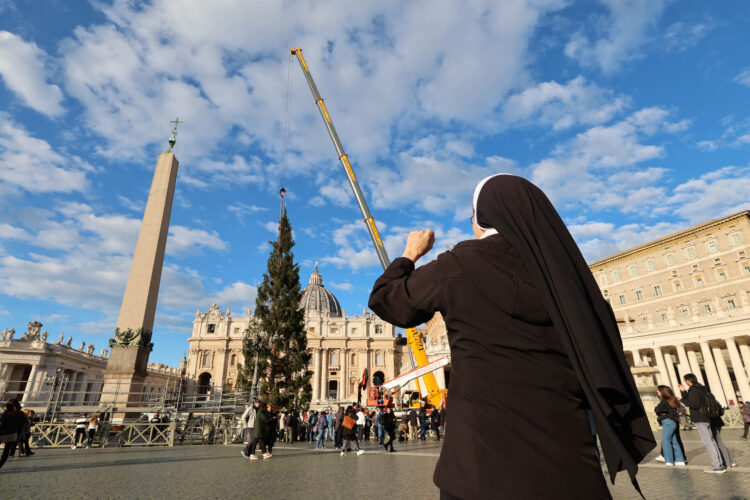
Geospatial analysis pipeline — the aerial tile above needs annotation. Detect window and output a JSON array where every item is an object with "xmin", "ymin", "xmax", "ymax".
[
  {"xmin": 680, "ymin": 308, "xmax": 689, "ymax": 318},
  {"xmin": 374, "ymin": 325, "xmax": 383, "ymax": 335},
  {"xmin": 309, "ymin": 326, "xmax": 315, "ymax": 333},
  {"xmin": 233, "ymin": 327, "xmax": 239, "ymax": 334},
  {"xmin": 717, "ymin": 270, "xmax": 728, "ymax": 281},
  {"xmin": 673, "ymin": 281, "xmax": 682, "ymax": 292},
  {"xmin": 617, "ymin": 294, "xmax": 627, "ymax": 305},
  {"xmin": 652, "ymin": 285, "xmax": 663, "ymax": 297},
  {"xmin": 705, "ymin": 240, "xmax": 719, "ymax": 253},
  {"xmin": 230, "ymin": 354, "xmax": 236, "ymax": 366},
  {"xmin": 635, "ymin": 290, "xmax": 644, "ymax": 301},
  {"xmin": 729, "ymin": 233, "xmax": 744, "ymax": 246},
  {"xmin": 612, "ymin": 270, "xmax": 621, "ymax": 281},
  {"xmin": 684, "ymin": 247, "xmax": 697, "ymax": 259},
  {"xmin": 701, "ymin": 303, "xmax": 712, "ymax": 314},
  {"xmin": 351, "ymin": 353, "xmax": 356, "ymax": 364},
  {"xmin": 628, "ymin": 265, "xmax": 638, "ymax": 276},
  {"xmin": 351, "ymin": 328, "xmax": 357, "ymax": 335},
  {"xmin": 641, "ymin": 317, "xmax": 649, "ymax": 326},
  {"xmin": 207, "ymin": 324, "xmax": 216, "ymax": 334},
  {"xmin": 203, "ymin": 353, "xmax": 211, "ymax": 366},
  {"xmin": 659, "ymin": 312, "xmax": 668, "ymax": 323},
  {"xmin": 646, "ymin": 260, "xmax": 656, "ymax": 271},
  {"xmin": 694, "ymin": 276, "xmax": 704, "ymax": 286},
  {"xmin": 375, "ymin": 353, "xmax": 383, "ymax": 366},
  {"xmin": 664, "ymin": 254, "xmax": 675, "ymax": 266},
  {"xmin": 330, "ymin": 327, "xmax": 338, "ymax": 334},
  {"xmin": 743, "ymin": 264, "xmax": 750, "ymax": 275},
  {"xmin": 726, "ymin": 299, "xmax": 737, "ymax": 309},
  {"xmin": 599, "ymin": 275, "xmax": 607, "ymax": 286}
]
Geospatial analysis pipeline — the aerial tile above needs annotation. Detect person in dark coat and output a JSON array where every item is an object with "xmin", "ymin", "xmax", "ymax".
[
  {"xmin": 252, "ymin": 403, "xmax": 272, "ymax": 459},
  {"xmin": 679, "ymin": 374, "xmax": 729, "ymax": 472},
  {"xmin": 0, "ymin": 400, "xmax": 25, "ymax": 470},
  {"xmin": 339, "ymin": 406, "xmax": 364, "ymax": 456},
  {"xmin": 334, "ymin": 407, "xmax": 344, "ymax": 449},
  {"xmin": 382, "ymin": 407, "xmax": 396, "ymax": 452},
  {"xmin": 369, "ymin": 174, "xmax": 654, "ymax": 499}
]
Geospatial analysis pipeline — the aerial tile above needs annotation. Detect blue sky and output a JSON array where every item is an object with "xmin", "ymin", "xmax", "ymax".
[{"xmin": 1, "ymin": 0, "xmax": 749, "ymax": 367}]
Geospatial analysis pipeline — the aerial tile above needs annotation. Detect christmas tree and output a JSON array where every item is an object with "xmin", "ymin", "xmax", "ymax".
[{"xmin": 239, "ymin": 210, "xmax": 312, "ymax": 409}]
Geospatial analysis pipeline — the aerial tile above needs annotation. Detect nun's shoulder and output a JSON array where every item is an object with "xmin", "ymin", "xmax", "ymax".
[{"xmin": 451, "ymin": 234, "xmax": 513, "ymax": 254}]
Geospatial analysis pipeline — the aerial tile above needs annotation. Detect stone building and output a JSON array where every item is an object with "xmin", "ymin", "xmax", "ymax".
[
  {"xmin": 0, "ymin": 321, "xmax": 183, "ymax": 408},
  {"xmin": 185, "ymin": 265, "xmax": 405, "ymax": 407},
  {"xmin": 590, "ymin": 210, "xmax": 750, "ymax": 406}
]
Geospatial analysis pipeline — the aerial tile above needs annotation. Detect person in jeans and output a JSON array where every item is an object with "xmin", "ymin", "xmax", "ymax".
[
  {"xmin": 86, "ymin": 415, "xmax": 98, "ymax": 449},
  {"xmin": 654, "ymin": 386, "xmax": 686, "ymax": 466},
  {"xmin": 340, "ymin": 406, "xmax": 364, "ymax": 456},
  {"xmin": 355, "ymin": 407, "xmax": 366, "ymax": 443},
  {"xmin": 315, "ymin": 409, "xmax": 329, "ymax": 450},
  {"xmin": 240, "ymin": 399, "xmax": 260, "ymax": 459},
  {"xmin": 739, "ymin": 401, "xmax": 750, "ymax": 440},
  {"xmin": 679, "ymin": 374, "xmax": 725, "ymax": 473}
]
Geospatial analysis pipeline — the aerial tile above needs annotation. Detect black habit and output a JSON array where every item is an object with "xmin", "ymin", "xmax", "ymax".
[{"xmin": 368, "ymin": 175, "xmax": 654, "ymax": 499}]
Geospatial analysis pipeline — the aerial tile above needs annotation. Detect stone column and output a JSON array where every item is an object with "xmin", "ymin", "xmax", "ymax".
[
  {"xmin": 341, "ymin": 347, "xmax": 348, "ymax": 400},
  {"xmin": 320, "ymin": 349, "xmax": 328, "ymax": 401},
  {"xmin": 652, "ymin": 347, "xmax": 670, "ymax": 386},
  {"xmin": 726, "ymin": 338, "xmax": 750, "ymax": 402},
  {"xmin": 686, "ymin": 349, "xmax": 705, "ymax": 385},
  {"xmin": 664, "ymin": 353, "xmax": 681, "ymax": 394},
  {"xmin": 676, "ymin": 344, "xmax": 690, "ymax": 379},
  {"xmin": 712, "ymin": 344, "xmax": 737, "ymax": 404},
  {"xmin": 22, "ymin": 364, "xmax": 39, "ymax": 402},
  {"xmin": 312, "ymin": 348, "xmax": 321, "ymax": 402},
  {"xmin": 739, "ymin": 343, "xmax": 750, "ymax": 380},
  {"xmin": 699, "ymin": 341, "xmax": 728, "ymax": 406},
  {"xmin": 631, "ymin": 349, "xmax": 642, "ymax": 365}
]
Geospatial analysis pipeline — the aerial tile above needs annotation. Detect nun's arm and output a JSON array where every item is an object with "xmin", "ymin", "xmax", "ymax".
[{"xmin": 368, "ymin": 256, "xmax": 445, "ymax": 328}]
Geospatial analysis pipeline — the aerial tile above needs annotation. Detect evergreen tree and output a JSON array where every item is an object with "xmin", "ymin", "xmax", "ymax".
[{"xmin": 238, "ymin": 210, "xmax": 312, "ymax": 409}]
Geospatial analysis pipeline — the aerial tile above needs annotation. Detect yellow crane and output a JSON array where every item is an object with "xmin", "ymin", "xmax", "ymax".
[{"xmin": 290, "ymin": 48, "xmax": 446, "ymax": 409}]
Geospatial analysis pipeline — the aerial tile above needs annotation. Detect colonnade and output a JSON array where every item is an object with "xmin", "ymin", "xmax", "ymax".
[{"xmin": 627, "ymin": 337, "xmax": 750, "ymax": 406}]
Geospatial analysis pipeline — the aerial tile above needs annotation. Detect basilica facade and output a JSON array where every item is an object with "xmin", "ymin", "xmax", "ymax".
[{"xmin": 185, "ymin": 265, "xmax": 406, "ymax": 407}]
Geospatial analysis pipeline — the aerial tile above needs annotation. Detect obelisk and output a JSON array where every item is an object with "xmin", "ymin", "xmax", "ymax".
[{"xmin": 100, "ymin": 119, "xmax": 182, "ymax": 420}]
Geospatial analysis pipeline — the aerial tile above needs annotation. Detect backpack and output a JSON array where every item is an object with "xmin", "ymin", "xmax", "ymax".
[{"xmin": 702, "ymin": 391, "xmax": 724, "ymax": 419}]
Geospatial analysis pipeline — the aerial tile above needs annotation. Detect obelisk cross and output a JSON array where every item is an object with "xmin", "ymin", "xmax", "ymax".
[{"xmin": 168, "ymin": 117, "xmax": 183, "ymax": 152}]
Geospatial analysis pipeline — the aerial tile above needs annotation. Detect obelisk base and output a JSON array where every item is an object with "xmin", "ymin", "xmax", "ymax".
[{"xmin": 100, "ymin": 346, "xmax": 151, "ymax": 422}]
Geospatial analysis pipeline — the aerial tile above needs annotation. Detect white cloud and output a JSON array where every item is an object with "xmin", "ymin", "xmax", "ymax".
[
  {"xmin": 663, "ymin": 21, "xmax": 712, "ymax": 52},
  {"xmin": 735, "ymin": 68, "xmax": 750, "ymax": 88},
  {"xmin": 118, "ymin": 195, "xmax": 146, "ymax": 212},
  {"xmin": 667, "ymin": 166, "xmax": 750, "ymax": 223},
  {"xmin": 564, "ymin": 0, "xmax": 670, "ymax": 74},
  {"xmin": 329, "ymin": 282, "xmax": 354, "ymax": 291},
  {"xmin": 227, "ymin": 202, "xmax": 268, "ymax": 224},
  {"xmin": 0, "ymin": 31, "xmax": 64, "ymax": 116},
  {"xmin": 577, "ymin": 220, "xmax": 685, "ymax": 262},
  {"xmin": 167, "ymin": 225, "xmax": 228, "ymax": 255},
  {"xmin": 0, "ymin": 116, "xmax": 88, "ymax": 194},
  {"xmin": 500, "ymin": 76, "xmax": 629, "ymax": 130}
]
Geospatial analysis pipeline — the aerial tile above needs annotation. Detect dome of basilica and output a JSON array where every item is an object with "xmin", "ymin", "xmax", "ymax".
[{"xmin": 300, "ymin": 263, "xmax": 342, "ymax": 317}]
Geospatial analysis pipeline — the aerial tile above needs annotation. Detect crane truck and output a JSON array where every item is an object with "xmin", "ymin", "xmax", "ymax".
[{"xmin": 290, "ymin": 48, "xmax": 448, "ymax": 410}]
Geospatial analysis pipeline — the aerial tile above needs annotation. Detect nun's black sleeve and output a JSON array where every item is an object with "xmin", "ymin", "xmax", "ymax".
[{"xmin": 368, "ymin": 256, "xmax": 445, "ymax": 328}]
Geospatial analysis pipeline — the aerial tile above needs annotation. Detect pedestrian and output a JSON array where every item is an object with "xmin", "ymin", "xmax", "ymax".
[
  {"xmin": 19, "ymin": 409, "xmax": 35, "ymax": 457},
  {"xmin": 252, "ymin": 401, "xmax": 272, "ymax": 460},
  {"xmin": 376, "ymin": 408, "xmax": 385, "ymax": 444},
  {"xmin": 369, "ymin": 174, "xmax": 654, "ymax": 499},
  {"xmin": 334, "ymin": 407, "xmax": 344, "ymax": 449},
  {"xmin": 430, "ymin": 407, "xmax": 441, "ymax": 440},
  {"xmin": 308, "ymin": 411, "xmax": 318, "ymax": 443},
  {"xmin": 264, "ymin": 405, "xmax": 278, "ymax": 457},
  {"xmin": 654, "ymin": 386, "xmax": 686, "ymax": 467},
  {"xmin": 418, "ymin": 406, "xmax": 427, "ymax": 440},
  {"xmin": 72, "ymin": 414, "xmax": 87, "ymax": 449},
  {"xmin": 0, "ymin": 400, "xmax": 25, "ymax": 470},
  {"xmin": 149, "ymin": 412, "xmax": 161, "ymax": 444},
  {"xmin": 364, "ymin": 411, "xmax": 372, "ymax": 441},
  {"xmin": 326, "ymin": 410, "xmax": 334, "ymax": 441},
  {"xmin": 86, "ymin": 415, "xmax": 98, "ymax": 449},
  {"xmin": 382, "ymin": 407, "xmax": 396, "ymax": 452},
  {"xmin": 439, "ymin": 405, "xmax": 446, "ymax": 437},
  {"xmin": 340, "ymin": 406, "xmax": 364, "ymax": 456},
  {"xmin": 241, "ymin": 399, "xmax": 261, "ymax": 459},
  {"xmin": 408, "ymin": 409, "xmax": 418, "ymax": 441},
  {"xmin": 739, "ymin": 401, "xmax": 750, "ymax": 440},
  {"xmin": 679, "ymin": 374, "xmax": 728, "ymax": 473},
  {"xmin": 356, "ymin": 406, "xmax": 366, "ymax": 442},
  {"xmin": 315, "ymin": 409, "xmax": 329, "ymax": 450}
]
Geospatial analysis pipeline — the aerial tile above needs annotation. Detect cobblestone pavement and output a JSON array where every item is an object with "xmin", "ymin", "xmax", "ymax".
[{"xmin": 1, "ymin": 431, "xmax": 748, "ymax": 499}]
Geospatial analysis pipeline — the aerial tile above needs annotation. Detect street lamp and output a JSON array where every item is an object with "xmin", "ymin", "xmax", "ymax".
[{"xmin": 245, "ymin": 330, "xmax": 278, "ymax": 401}]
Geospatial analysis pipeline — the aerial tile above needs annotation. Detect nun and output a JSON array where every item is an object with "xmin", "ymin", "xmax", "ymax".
[{"xmin": 368, "ymin": 175, "xmax": 654, "ymax": 500}]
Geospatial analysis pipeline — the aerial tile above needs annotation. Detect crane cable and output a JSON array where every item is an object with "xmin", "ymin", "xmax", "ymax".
[{"xmin": 277, "ymin": 54, "xmax": 294, "ymax": 267}]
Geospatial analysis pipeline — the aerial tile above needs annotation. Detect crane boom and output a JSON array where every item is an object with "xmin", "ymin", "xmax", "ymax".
[{"xmin": 290, "ymin": 48, "xmax": 445, "ymax": 408}]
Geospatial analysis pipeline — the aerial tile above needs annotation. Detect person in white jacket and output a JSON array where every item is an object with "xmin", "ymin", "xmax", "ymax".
[
  {"xmin": 356, "ymin": 407, "xmax": 366, "ymax": 443},
  {"xmin": 240, "ymin": 400, "xmax": 261, "ymax": 459}
]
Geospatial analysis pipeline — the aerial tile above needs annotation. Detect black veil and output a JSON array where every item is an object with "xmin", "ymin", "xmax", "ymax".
[{"xmin": 475, "ymin": 175, "xmax": 655, "ymax": 486}]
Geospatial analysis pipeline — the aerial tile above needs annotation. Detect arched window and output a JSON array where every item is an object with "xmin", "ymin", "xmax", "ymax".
[
  {"xmin": 203, "ymin": 353, "xmax": 211, "ymax": 367},
  {"xmin": 330, "ymin": 351, "xmax": 338, "ymax": 366},
  {"xmin": 230, "ymin": 354, "xmax": 236, "ymax": 366},
  {"xmin": 375, "ymin": 352, "xmax": 383, "ymax": 366},
  {"xmin": 351, "ymin": 353, "xmax": 356, "ymax": 365}
]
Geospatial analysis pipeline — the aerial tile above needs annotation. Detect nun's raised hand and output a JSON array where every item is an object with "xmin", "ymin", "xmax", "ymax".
[{"xmin": 402, "ymin": 229, "xmax": 435, "ymax": 263}]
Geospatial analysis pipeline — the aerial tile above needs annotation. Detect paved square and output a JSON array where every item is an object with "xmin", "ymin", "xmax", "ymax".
[{"xmin": 2, "ymin": 431, "xmax": 749, "ymax": 499}]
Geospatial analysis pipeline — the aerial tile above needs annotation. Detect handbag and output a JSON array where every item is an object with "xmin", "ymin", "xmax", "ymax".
[{"xmin": 342, "ymin": 415, "xmax": 356, "ymax": 430}]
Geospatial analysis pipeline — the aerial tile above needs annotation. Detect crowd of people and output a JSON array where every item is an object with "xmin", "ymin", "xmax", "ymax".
[
  {"xmin": 239, "ymin": 398, "xmax": 446, "ymax": 460},
  {"xmin": 0, "ymin": 399, "xmax": 36, "ymax": 470},
  {"xmin": 652, "ymin": 373, "xmax": 750, "ymax": 474}
]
